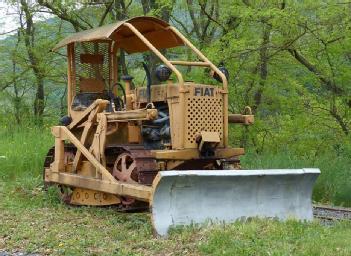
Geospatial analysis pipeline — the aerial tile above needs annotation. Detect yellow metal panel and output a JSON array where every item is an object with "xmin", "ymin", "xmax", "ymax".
[
  {"xmin": 128, "ymin": 124, "xmax": 141, "ymax": 143},
  {"xmin": 45, "ymin": 169, "xmax": 152, "ymax": 202},
  {"xmin": 70, "ymin": 188, "xmax": 121, "ymax": 206},
  {"xmin": 228, "ymin": 114, "xmax": 254, "ymax": 125},
  {"xmin": 200, "ymin": 131, "xmax": 220, "ymax": 143},
  {"xmin": 136, "ymin": 84, "xmax": 168, "ymax": 103},
  {"xmin": 153, "ymin": 148, "xmax": 244, "ymax": 160}
]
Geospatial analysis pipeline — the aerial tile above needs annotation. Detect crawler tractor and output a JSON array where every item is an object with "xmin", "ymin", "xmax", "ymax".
[{"xmin": 44, "ymin": 17, "xmax": 320, "ymax": 236}]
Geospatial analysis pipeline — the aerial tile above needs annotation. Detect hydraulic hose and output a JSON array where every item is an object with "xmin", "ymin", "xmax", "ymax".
[{"xmin": 152, "ymin": 111, "xmax": 169, "ymax": 125}]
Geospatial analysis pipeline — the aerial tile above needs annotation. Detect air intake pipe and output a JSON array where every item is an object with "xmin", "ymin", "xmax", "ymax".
[{"xmin": 142, "ymin": 62, "xmax": 152, "ymax": 103}]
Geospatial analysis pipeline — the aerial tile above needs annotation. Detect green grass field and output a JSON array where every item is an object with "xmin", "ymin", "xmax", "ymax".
[{"xmin": 0, "ymin": 127, "xmax": 350, "ymax": 255}]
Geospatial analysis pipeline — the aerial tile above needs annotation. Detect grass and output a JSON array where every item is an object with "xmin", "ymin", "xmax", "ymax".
[
  {"xmin": 0, "ymin": 127, "xmax": 351, "ymax": 255},
  {"xmin": 0, "ymin": 126, "xmax": 52, "ymax": 182}
]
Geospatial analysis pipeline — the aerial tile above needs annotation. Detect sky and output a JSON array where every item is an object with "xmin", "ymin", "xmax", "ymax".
[
  {"xmin": 0, "ymin": 1, "xmax": 19, "ymax": 39},
  {"xmin": 0, "ymin": 0, "xmax": 52, "ymax": 39}
]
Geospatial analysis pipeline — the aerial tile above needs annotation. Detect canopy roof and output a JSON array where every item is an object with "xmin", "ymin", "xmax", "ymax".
[{"xmin": 53, "ymin": 16, "xmax": 184, "ymax": 53}]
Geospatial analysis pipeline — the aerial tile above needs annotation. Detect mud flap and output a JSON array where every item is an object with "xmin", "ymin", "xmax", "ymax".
[{"xmin": 151, "ymin": 169, "xmax": 320, "ymax": 236}]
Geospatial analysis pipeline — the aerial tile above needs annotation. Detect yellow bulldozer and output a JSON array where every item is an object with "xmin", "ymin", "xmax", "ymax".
[{"xmin": 44, "ymin": 16, "xmax": 320, "ymax": 236}]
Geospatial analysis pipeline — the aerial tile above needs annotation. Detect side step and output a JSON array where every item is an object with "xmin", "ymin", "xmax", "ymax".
[{"xmin": 151, "ymin": 168, "xmax": 320, "ymax": 236}]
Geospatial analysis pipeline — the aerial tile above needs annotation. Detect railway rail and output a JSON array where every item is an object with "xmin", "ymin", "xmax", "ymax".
[{"xmin": 313, "ymin": 205, "xmax": 351, "ymax": 222}]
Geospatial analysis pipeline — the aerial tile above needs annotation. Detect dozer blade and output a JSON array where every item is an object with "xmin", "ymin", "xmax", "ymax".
[{"xmin": 151, "ymin": 168, "xmax": 320, "ymax": 236}]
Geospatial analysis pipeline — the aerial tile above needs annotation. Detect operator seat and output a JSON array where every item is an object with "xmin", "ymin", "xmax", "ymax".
[{"xmin": 71, "ymin": 78, "xmax": 107, "ymax": 111}]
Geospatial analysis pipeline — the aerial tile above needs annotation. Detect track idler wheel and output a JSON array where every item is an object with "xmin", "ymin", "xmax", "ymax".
[
  {"xmin": 112, "ymin": 153, "xmax": 139, "ymax": 184},
  {"xmin": 112, "ymin": 152, "xmax": 138, "ymax": 206},
  {"xmin": 43, "ymin": 146, "xmax": 75, "ymax": 191},
  {"xmin": 59, "ymin": 185, "xmax": 73, "ymax": 204},
  {"xmin": 221, "ymin": 157, "xmax": 241, "ymax": 170}
]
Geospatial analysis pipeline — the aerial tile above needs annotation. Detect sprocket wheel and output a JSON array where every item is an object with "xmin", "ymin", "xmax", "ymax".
[{"xmin": 112, "ymin": 152, "xmax": 139, "ymax": 205}]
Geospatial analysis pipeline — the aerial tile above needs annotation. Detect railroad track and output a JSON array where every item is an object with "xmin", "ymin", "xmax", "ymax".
[{"xmin": 313, "ymin": 205, "xmax": 351, "ymax": 222}]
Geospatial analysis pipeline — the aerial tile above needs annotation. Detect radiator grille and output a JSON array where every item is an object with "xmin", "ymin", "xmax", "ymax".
[{"xmin": 185, "ymin": 96, "xmax": 223, "ymax": 145}]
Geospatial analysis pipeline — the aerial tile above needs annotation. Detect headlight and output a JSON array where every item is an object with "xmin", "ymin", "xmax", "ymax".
[
  {"xmin": 155, "ymin": 65, "xmax": 172, "ymax": 82},
  {"xmin": 213, "ymin": 66, "xmax": 229, "ymax": 83}
]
